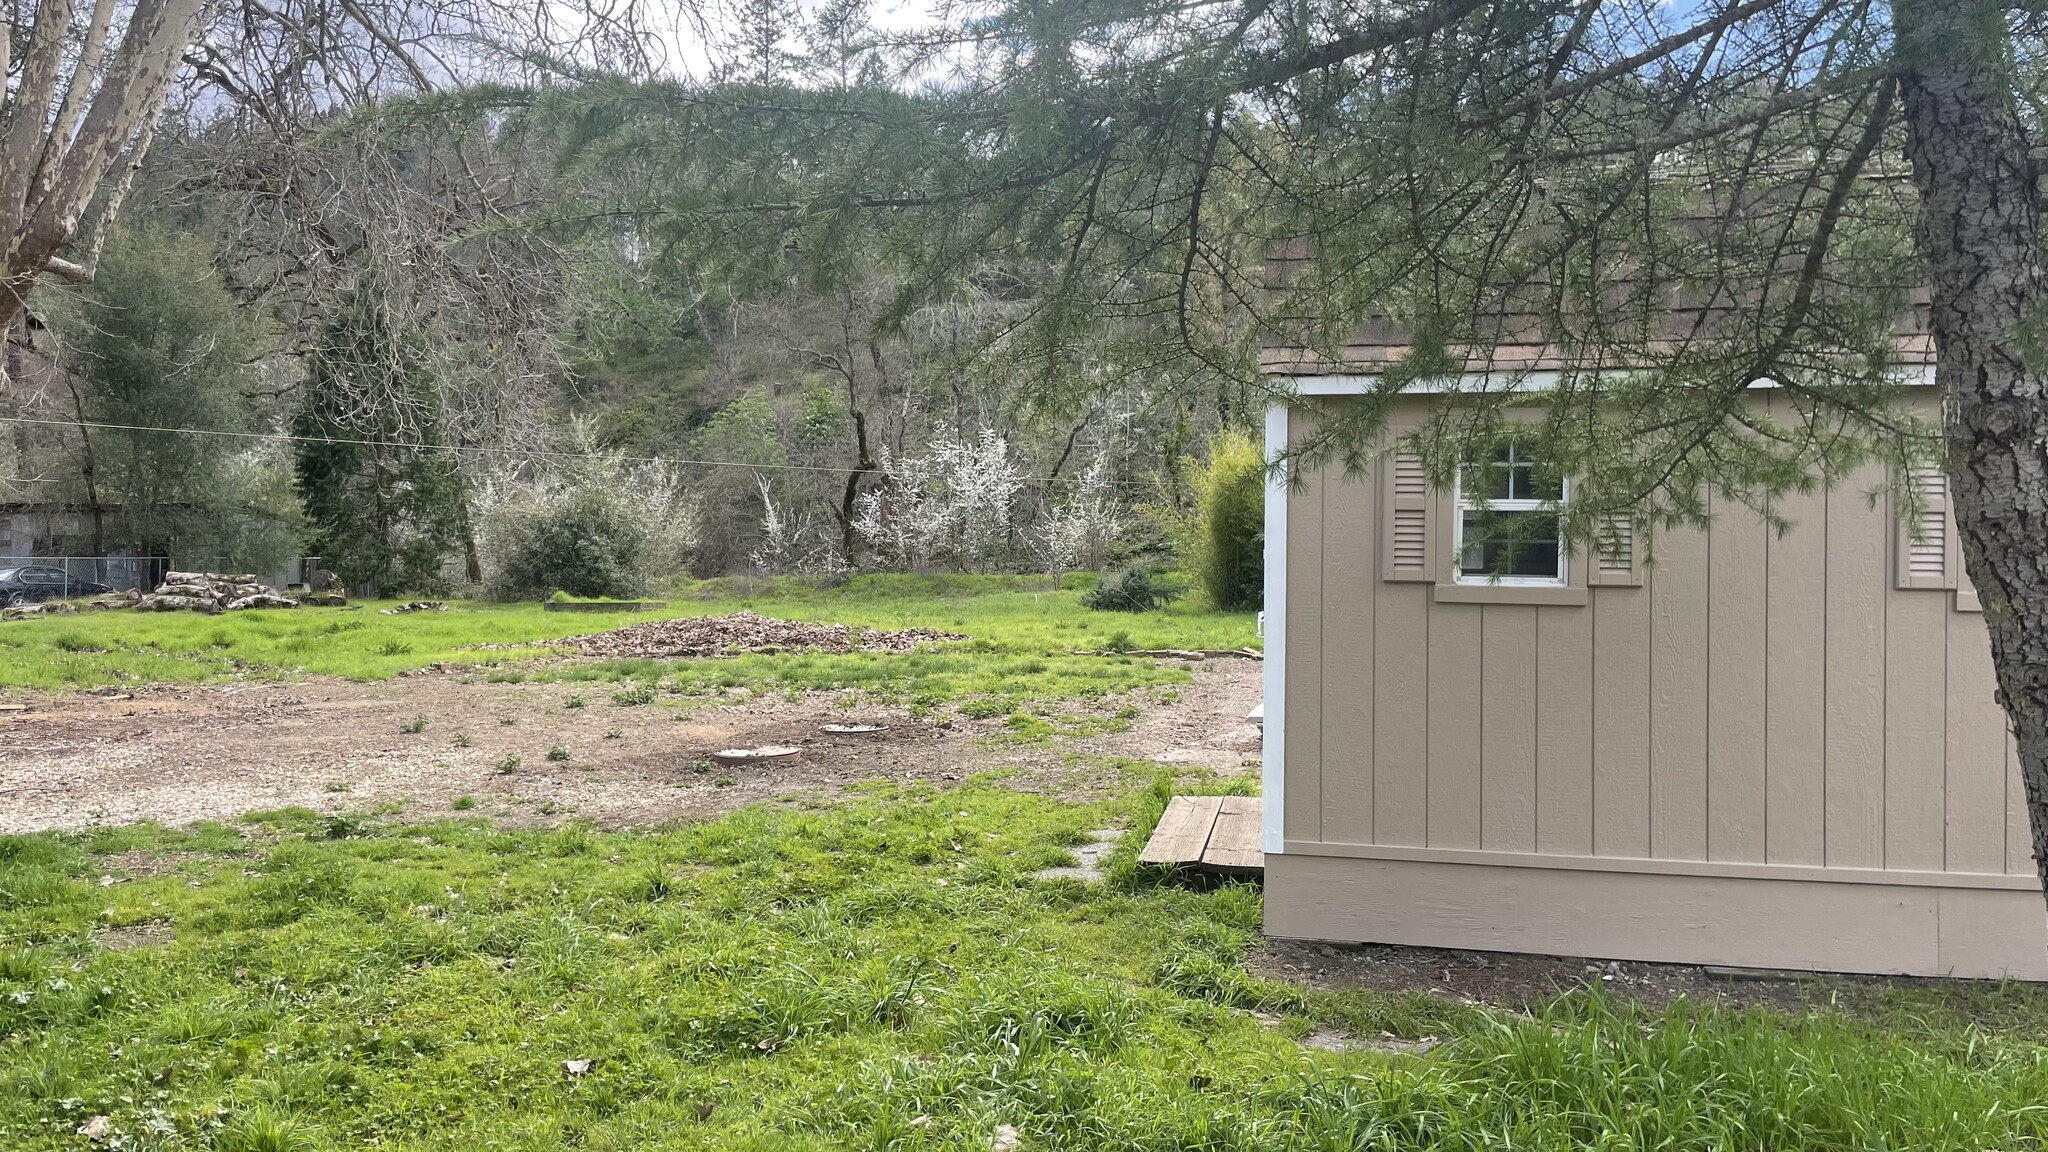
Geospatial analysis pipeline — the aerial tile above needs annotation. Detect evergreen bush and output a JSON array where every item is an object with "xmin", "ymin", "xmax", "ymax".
[{"xmin": 1171, "ymin": 430, "xmax": 1265, "ymax": 611}]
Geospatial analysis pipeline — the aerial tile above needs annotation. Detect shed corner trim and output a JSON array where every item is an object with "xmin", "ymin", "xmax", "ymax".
[{"xmin": 1262, "ymin": 402, "xmax": 1288, "ymax": 855}]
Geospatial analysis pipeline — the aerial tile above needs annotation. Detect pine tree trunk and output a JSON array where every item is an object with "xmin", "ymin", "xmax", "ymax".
[{"xmin": 1896, "ymin": 0, "xmax": 2048, "ymax": 908}]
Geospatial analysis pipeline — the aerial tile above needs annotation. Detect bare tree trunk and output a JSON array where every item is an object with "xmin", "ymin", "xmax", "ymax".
[
  {"xmin": 838, "ymin": 407, "xmax": 877, "ymax": 562},
  {"xmin": 1897, "ymin": 0, "xmax": 2048, "ymax": 907},
  {"xmin": 450, "ymin": 443, "xmax": 484, "ymax": 585},
  {"xmin": 456, "ymin": 496, "xmax": 483, "ymax": 585},
  {"xmin": 64, "ymin": 377, "xmax": 106, "ymax": 555}
]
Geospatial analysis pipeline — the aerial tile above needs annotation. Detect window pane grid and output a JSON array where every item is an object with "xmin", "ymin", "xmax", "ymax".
[{"xmin": 1455, "ymin": 440, "xmax": 1566, "ymax": 585}]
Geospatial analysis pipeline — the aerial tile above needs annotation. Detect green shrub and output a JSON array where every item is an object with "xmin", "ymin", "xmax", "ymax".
[
  {"xmin": 1170, "ymin": 429, "xmax": 1266, "ymax": 610},
  {"xmin": 486, "ymin": 485, "xmax": 650, "ymax": 602},
  {"xmin": 1081, "ymin": 566, "xmax": 1181, "ymax": 613}
]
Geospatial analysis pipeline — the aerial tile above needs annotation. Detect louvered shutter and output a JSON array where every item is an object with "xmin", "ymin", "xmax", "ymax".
[
  {"xmin": 1896, "ymin": 467, "xmax": 1957, "ymax": 591},
  {"xmin": 1585, "ymin": 513, "xmax": 1643, "ymax": 587},
  {"xmin": 1381, "ymin": 450, "xmax": 1435, "ymax": 581}
]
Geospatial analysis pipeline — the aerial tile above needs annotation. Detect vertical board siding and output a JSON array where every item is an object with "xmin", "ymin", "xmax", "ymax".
[
  {"xmin": 1288, "ymin": 396, "xmax": 2015, "ymax": 886},
  {"xmin": 1708, "ymin": 502, "xmax": 1769, "ymax": 862},
  {"xmin": 2009, "ymin": 728, "xmax": 2029, "ymax": 875},
  {"xmin": 1537, "ymin": 605, "xmax": 1594, "ymax": 855},
  {"xmin": 1765, "ymin": 485, "xmax": 1828, "ymax": 865},
  {"xmin": 1651, "ymin": 525, "xmax": 1711, "ymax": 860},
  {"xmin": 1885, "ymin": 590, "xmax": 1948, "ymax": 871},
  {"xmin": 1427, "ymin": 607, "xmax": 1483, "ymax": 848},
  {"xmin": 1481, "ymin": 605, "xmax": 1539, "ymax": 852},
  {"xmin": 1946, "ymin": 608, "xmax": 2006, "ymax": 874},
  {"xmin": 1592, "ymin": 587, "xmax": 1653, "ymax": 856},
  {"xmin": 1285, "ymin": 411, "xmax": 1324, "ymax": 844},
  {"xmin": 1321, "ymin": 473, "xmax": 1376, "ymax": 843},
  {"xmin": 1373, "ymin": 583, "xmax": 1430, "ymax": 844},
  {"xmin": 1826, "ymin": 473, "xmax": 1890, "ymax": 869}
]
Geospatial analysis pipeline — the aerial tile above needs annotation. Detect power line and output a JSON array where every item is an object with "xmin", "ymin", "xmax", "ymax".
[{"xmin": 0, "ymin": 415, "xmax": 1130, "ymax": 486}]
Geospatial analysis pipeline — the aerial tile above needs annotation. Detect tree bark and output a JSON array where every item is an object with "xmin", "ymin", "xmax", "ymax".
[
  {"xmin": 838, "ymin": 407, "xmax": 877, "ymax": 562},
  {"xmin": 64, "ymin": 376, "xmax": 106, "ymax": 556},
  {"xmin": 1896, "ymin": 0, "xmax": 2048, "ymax": 907},
  {"xmin": 456, "ymin": 496, "xmax": 483, "ymax": 585},
  {"xmin": 0, "ymin": 0, "xmax": 210, "ymax": 331}
]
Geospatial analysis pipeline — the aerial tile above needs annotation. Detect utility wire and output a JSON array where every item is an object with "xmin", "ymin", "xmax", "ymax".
[{"xmin": 0, "ymin": 415, "xmax": 1131, "ymax": 486}]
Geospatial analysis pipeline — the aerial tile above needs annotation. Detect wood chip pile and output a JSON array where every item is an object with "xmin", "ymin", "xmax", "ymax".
[{"xmin": 567, "ymin": 610, "xmax": 962, "ymax": 659}]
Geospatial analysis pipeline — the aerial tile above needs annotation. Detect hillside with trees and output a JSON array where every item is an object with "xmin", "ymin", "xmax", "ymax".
[{"xmin": 0, "ymin": 0, "xmax": 1248, "ymax": 593}]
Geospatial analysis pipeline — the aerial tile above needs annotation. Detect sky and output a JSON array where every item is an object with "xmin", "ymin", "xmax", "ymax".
[{"xmin": 651, "ymin": 0, "xmax": 949, "ymax": 81}]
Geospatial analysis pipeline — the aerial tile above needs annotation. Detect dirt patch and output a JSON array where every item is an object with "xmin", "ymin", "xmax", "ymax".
[
  {"xmin": 617, "ymin": 714, "xmax": 953, "ymax": 781},
  {"xmin": 1030, "ymin": 828, "xmax": 1125, "ymax": 882},
  {"xmin": 1253, "ymin": 938, "xmax": 1985, "ymax": 1016},
  {"xmin": 564, "ymin": 611, "xmax": 963, "ymax": 659},
  {"xmin": 1073, "ymin": 659, "xmax": 1263, "ymax": 774},
  {"xmin": 0, "ymin": 664, "xmax": 1206, "ymax": 834},
  {"xmin": 99, "ymin": 849, "xmax": 200, "ymax": 877},
  {"xmin": 95, "ymin": 922, "xmax": 175, "ymax": 951}
]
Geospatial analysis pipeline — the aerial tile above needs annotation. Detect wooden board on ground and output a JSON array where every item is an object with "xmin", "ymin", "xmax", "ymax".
[
  {"xmin": 1139, "ymin": 796, "xmax": 1223, "ymax": 864},
  {"xmin": 1202, "ymin": 796, "xmax": 1264, "ymax": 871},
  {"xmin": 1138, "ymin": 795, "xmax": 1264, "ymax": 873}
]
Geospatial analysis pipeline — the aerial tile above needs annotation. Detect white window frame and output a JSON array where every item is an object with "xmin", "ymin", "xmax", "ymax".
[{"xmin": 1451, "ymin": 445, "xmax": 1570, "ymax": 588}]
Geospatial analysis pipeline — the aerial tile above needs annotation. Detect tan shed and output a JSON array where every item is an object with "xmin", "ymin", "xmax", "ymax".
[{"xmin": 1259, "ymin": 366, "xmax": 2047, "ymax": 980}]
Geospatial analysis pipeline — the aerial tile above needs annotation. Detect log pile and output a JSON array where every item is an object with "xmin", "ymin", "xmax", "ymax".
[
  {"xmin": 133, "ymin": 571, "xmax": 348, "ymax": 614},
  {"xmin": 1, "ymin": 600, "xmax": 77, "ymax": 621},
  {"xmin": 1, "ymin": 572, "xmax": 348, "ymax": 620},
  {"xmin": 299, "ymin": 570, "xmax": 348, "ymax": 607}
]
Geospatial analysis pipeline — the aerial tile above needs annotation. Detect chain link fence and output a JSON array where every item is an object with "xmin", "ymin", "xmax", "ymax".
[
  {"xmin": 0, "ymin": 556, "xmax": 170, "ymax": 601},
  {"xmin": 0, "ymin": 556, "xmax": 325, "ymax": 604}
]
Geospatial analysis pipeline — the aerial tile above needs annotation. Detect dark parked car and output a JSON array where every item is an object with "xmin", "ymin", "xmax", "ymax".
[{"xmin": 0, "ymin": 566, "xmax": 112, "ymax": 606}]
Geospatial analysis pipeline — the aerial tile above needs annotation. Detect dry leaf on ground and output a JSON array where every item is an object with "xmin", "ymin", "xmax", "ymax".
[{"xmin": 561, "ymin": 611, "xmax": 961, "ymax": 659}]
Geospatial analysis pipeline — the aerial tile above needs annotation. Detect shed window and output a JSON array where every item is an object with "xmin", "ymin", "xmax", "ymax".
[{"xmin": 1455, "ymin": 441, "xmax": 1567, "ymax": 585}]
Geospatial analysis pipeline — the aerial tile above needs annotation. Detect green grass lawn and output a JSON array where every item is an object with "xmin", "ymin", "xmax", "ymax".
[
  {"xmin": 6, "ymin": 777, "xmax": 2048, "ymax": 1152},
  {"xmin": 0, "ymin": 574, "xmax": 1258, "ymax": 712},
  {"xmin": 9, "ymin": 576, "xmax": 2048, "ymax": 1150}
]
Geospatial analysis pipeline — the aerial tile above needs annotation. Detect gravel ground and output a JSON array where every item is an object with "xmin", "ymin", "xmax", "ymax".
[{"xmin": 0, "ymin": 660, "xmax": 1262, "ymax": 835}]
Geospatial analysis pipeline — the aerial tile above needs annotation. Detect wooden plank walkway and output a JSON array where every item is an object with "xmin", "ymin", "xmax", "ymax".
[{"xmin": 1139, "ymin": 795, "xmax": 1264, "ymax": 873}]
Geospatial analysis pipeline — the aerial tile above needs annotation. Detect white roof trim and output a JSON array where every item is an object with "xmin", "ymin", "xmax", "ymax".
[{"xmin": 1283, "ymin": 364, "xmax": 1936, "ymax": 395}]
